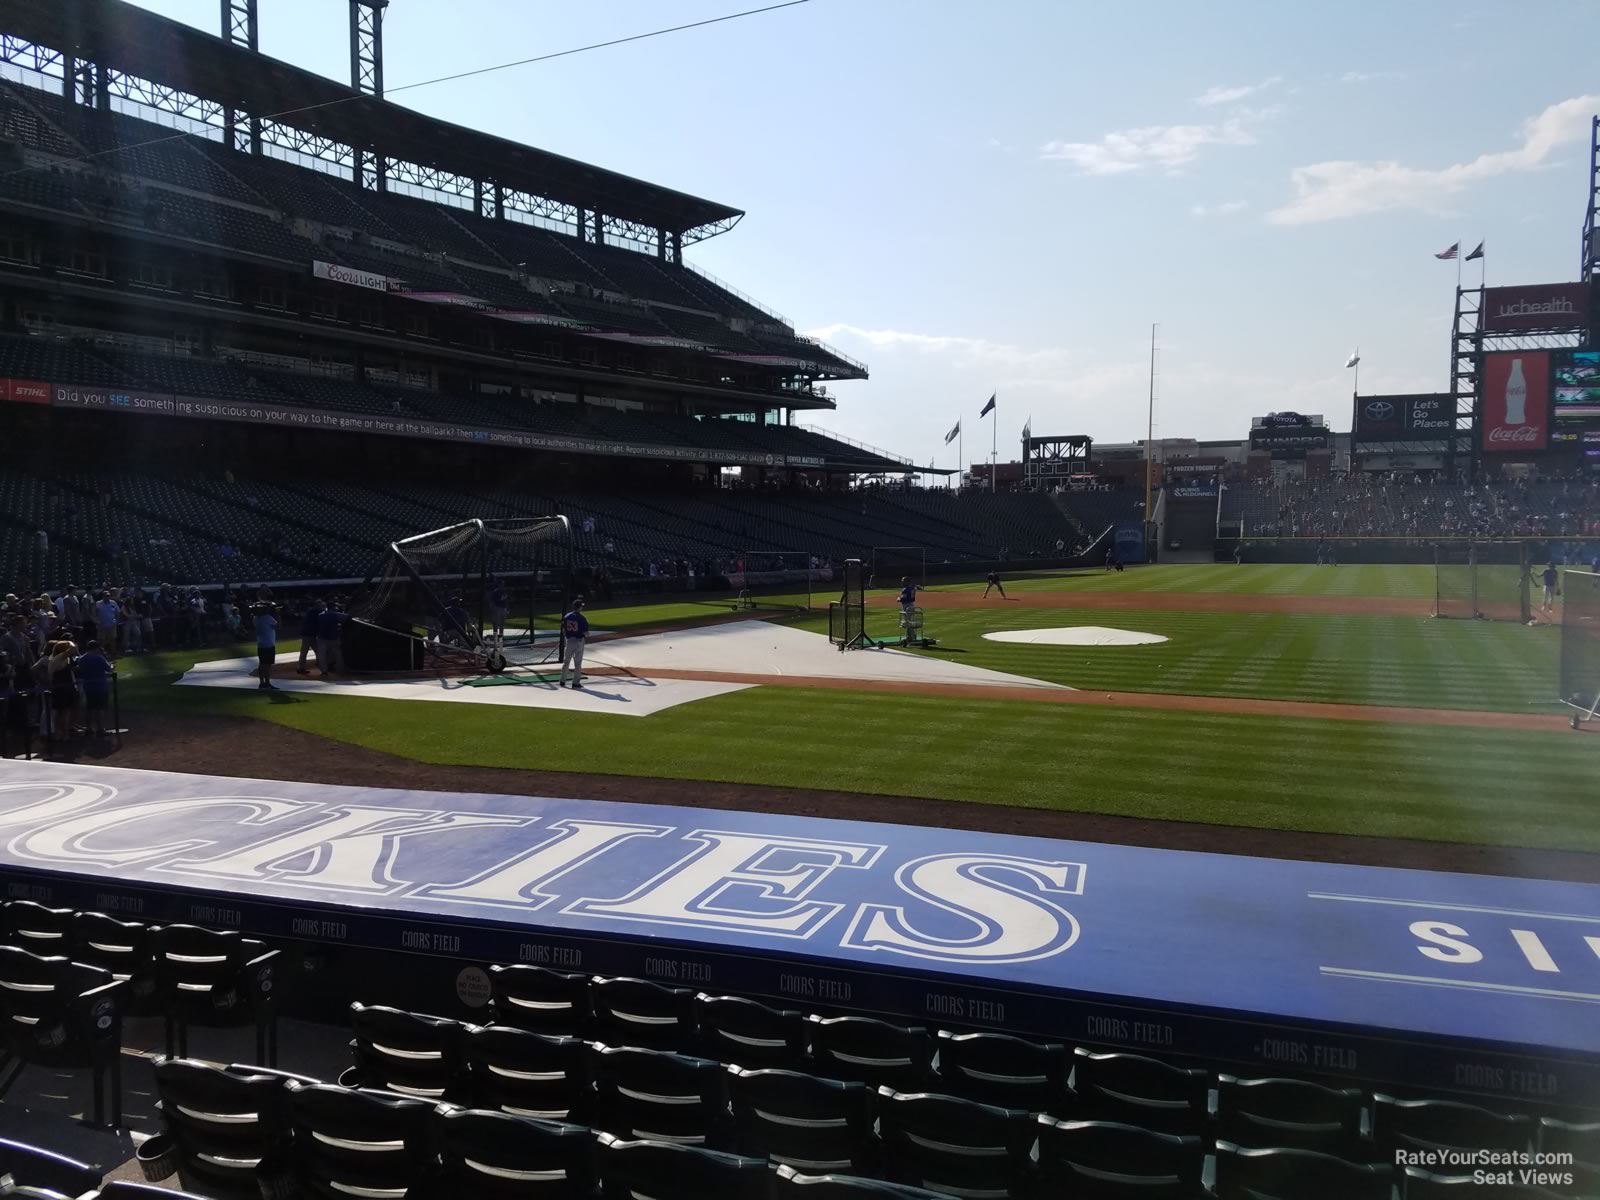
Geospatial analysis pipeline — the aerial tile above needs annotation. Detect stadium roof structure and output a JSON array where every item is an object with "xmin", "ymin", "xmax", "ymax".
[{"xmin": 0, "ymin": 0, "xmax": 746, "ymax": 240}]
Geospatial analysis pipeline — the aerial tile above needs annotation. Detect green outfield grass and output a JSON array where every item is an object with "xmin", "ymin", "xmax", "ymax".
[
  {"xmin": 933, "ymin": 563, "xmax": 1439, "ymax": 598},
  {"xmin": 798, "ymin": 605, "xmax": 1558, "ymax": 712},
  {"xmin": 106, "ymin": 562, "xmax": 1599, "ymax": 853},
  {"xmin": 114, "ymin": 650, "xmax": 1600, "ymax": 853}
]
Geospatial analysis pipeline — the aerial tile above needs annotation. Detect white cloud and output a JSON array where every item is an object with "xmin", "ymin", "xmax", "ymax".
[
  {"xmin": 804, "ymin": 324, "xmax": 1075, "ymax": 371},
  {"xmin": 1194, "ymin": 75, "xmax": 1282, "ymax": 107},
  {"xmin": 1268, "ymin": 94, "xmax": 1600, "ymax": 224},
  {"xmin": 1191, "ymin": 200, "xmax": 1248, "ymax": 217},
  {"xmin": 1040, "ymin": 118, "xmax": 1258, "ymax": 175}
]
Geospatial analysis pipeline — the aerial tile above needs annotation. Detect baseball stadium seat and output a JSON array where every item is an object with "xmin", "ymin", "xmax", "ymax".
[
  {"xmin": 149, "ymin": 1057, "xmax": 294, "ymax": 1199},
  {"xmin": 0, "ymin": 900, "xmax": 74, "ymax": 951},
  {"xmin": 588, "ymin": 975, "xmax": 697, "ymax": 1052},
  {"xmin": 595, "ymin": 1134, "xmax": 770, "ymax": 1200},
  {"xmin": 1215, "ymin": 1073, "xmax": 1366, "ymax": 1157},
  {"xmin": 806, "ymin": 1015, "xmax": 933, "ymax": 1092},
  {"xmin": 344, "ymin": 1002, "xmax": 469, "ymax": 1101},
  {"xmin": 150, "ymin": 925, "xmax": 283, "ymax": 1068},
  {"xmin": 1213, "ymin": 1141, "xmax": 1394, "ymax": 1200},
  {"xmin": 432, "ymin": 1107, "xmax": 598, "ymax": 1200},
  {"xmin": 1033, "ymin": 1117, "xmax": 1206, "ymax": 1198},
  {"xmin": 695, "ymin": 993, "xmax": 808, "ymax": 1070},
  {"xmin": 0, "ymin": 1137, "xmax": 102, "ymax": 1200},
  {"xmin": 589, "ymin": 1043, "xmax": 728, "ymax": 1147},
  {"xmin": 463, "ymin": 1024, "xmax": 591, "ymax": 1122},
  {"xmin": 934, "ymin": 1029, "xmax": 1068, "ymax": 1114},
  {"xmin": 1539, "ymin": 1116, "xmax": 1600, "ymax": 1165},
  {"xmin": 874, "ymin": 1088, "xmax": 1034, "ymax": 1199},
  {"xmin": 771, "ymin": 1165, "xmax": 945, "ymax": 1197},
  {"xmin": 91, "ymin": 1185, "xmax": 222, "ymax": 1199},
  {"xmin": 1401, "ymin": 1166, "xmax": 1571, "ymax": 1199},
  {"xmin": 1371, "ymin": 1093, "xmax": 1536, "ymax": 1156},
  {"xmin": 0, "ymin": 945, "xmax": 127, "ymax": 1126},
  {"xmin": 1067, "ymin": 1048, "xmax": 1210, "ymax": 1134},
  {"xmin": 725, "ymin": 1065, "xmax": 875, "ymax": 1175},
  {"xmin": 488, "ymin": 964, "xmax": 589, "ymax": 1036},
  {"xmin": 283, "ymin": 1080, "xmax": 436, "ymax": 1198},
  {"xmin": 70, "ymin": 911, "xmax": 157, "ymax": 1010}
]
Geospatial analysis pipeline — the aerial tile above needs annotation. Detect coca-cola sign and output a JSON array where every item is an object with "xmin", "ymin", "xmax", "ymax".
[
  {"xmin": 1480, "ymin": 283, "xmax": 1589, "ymax": 333},
  {"xmin": 1481, "ymin": 352, "xmax": 1549, "ymax": 454}
]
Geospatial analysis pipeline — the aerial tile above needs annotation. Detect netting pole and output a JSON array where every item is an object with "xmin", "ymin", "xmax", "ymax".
[{"xmin": 1520, "ymin": 540, "xmax": 1532, "ymax": 625}]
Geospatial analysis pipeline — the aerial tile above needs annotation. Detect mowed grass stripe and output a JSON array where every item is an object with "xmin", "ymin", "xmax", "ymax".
[
  {"xmin": 952, "ymin": 564, "xmax": 1439, "ymax": 599},
  {"xmin": 121, "ymin": 678, "xmax": 1600, "ymax": 852},
  {"xmin": 824, "ymin": 604, "xmax": 1560, "ymax": 711}
]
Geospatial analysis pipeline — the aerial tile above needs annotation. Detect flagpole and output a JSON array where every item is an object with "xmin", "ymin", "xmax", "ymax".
[
  {"xmin": 959, "ymin": 425, "xmax": 963, "ymax": 491},
  {"xmin": 991, "ymin": 400, "xmax": 997, "ymax": 494},
  {"xmin": 1145, "ymin": 323, "xmax": 1156, "ymax": 532}
]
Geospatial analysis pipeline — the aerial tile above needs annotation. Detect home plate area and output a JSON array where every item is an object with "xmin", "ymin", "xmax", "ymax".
[{"xmin": 176, "ymin": 621, "xmax": 1064, "ymax": 717}]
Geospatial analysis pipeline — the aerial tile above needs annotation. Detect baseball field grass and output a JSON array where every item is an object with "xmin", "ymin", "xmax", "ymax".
[{"xmin": 104, "ymin": 564, "xmax": 1600, "ymax": 853}]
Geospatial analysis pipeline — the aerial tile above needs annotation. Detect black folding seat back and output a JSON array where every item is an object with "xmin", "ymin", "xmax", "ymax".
[
  {"xmin": 1069, "ymin": 1048, "xmax": 1209, "ymax": 1134},
  {"xmin": 1372, "ymin": 1093, "xmax": 1535, "ymax": 1156},
  {"xmin": 590, "ymin": 976, "xmax": 696, "ymax": 1051},
  {"xmin": 347, "ymin": 1002, "xmax": 469, "ymax": 1100},
  {"xmin": 595, "ymin": 1133, "xmax": 770, "ymax": 1200},
  {"xmin": 150, "ymin": 1057, "xmax": 293, "ymax": 1198},
  {"xmin": 590, "ymin": 1043, "xmax": 726, "ymax": 1147},
  {"xmin": 488, "ymin": 964, "xmax": 588, "ymax": 1036},
  {"xmin": 727, "ymin": 1065, "xmax": 874, "ymax": 1174},
  {"xmin": 465, "ymin": 1024, "xmax": 590, "ymax": 1121},
  {"xmin": 1213, "ymin": 1140, "xmax": 1395, "ymax": 1200},
  {"xmin": 285, "ymin": 1081, "xmax": 436, "ymax": 1199},
  {"xmin": 876, "ymin": 1088, "xmax": 1033, "ymax": 1200},
  {"xmin": 434, "ymin": 1106, "xmax": 597, "ymax": 1199},
  {"xmin": 935, "ymin": 1030, "xmax": 1067, "ymax": 1113},
  {"xmin": 1035, "ymin": 1117, "xmax": 1206, "ymax": 1198},
  {"xmin": 1215, "ymin": 1074, "xmax": 1365, "ymax": 1156},
  {"xmin": 0, "ymin": 1136, "xmax": 102, "ymax": 1198},
  {"xmin": 696, "ymin": 992, "xmax": 806, "ymax": 1069},
  {"xmin": 1, "ymin": 900, "xmax": 74, "ymax": 951},
  {"xmin": 807, "ymin": 1016, "xmax": 932, "ymax": 1091}
]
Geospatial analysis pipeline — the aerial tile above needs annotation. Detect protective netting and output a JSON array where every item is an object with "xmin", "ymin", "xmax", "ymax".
[
  {"xmin": 1561, "ymin": 570, "xmax": 1600, "ymax": 718},
  {"xmin": 350, "ymin": 517, "xmax": 570, "ymax": 671},
  {"xmin": 1433, "ymin": 542, "xmax": 1530, "ymax": 623}
]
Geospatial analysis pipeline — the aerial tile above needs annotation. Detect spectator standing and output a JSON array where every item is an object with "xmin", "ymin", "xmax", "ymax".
[
  {"xmin": 93, "ymin": 591, "xmax": 120, "ymax": 652},
  {"xmin": 296, "ymin": 597, "xmax": 324, "ymax": 674},
  {"xmin": 77, "ymin": 641, "xmax": 113, "ymax": 737},
  {"xmin": 254, "ymin": 604, "xmax": 279, "ymax": 691},
  {"xmin": 315, "ymin": 601, "xmax": 345, "ymax": 676}
]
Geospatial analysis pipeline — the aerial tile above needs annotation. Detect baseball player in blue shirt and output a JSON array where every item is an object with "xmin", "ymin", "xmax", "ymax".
[{"xmin": 560, "ymin": 597, "xmax": 589, "ymax": 689}]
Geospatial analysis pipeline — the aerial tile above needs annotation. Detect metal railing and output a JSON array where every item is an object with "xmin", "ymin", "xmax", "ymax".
[
  {"xmin": 681, "ymin": 259, "xmax": 790, "ymax": 327},
  {"xmin": 796, "ymin": 424, "xmax": 914, "ymax": 467}
]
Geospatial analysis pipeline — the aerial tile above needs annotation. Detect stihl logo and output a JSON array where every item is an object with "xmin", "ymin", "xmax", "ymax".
[
  {"xmin": 1487, "ymin": 425, "xmax": 1539, "ymax": 444},
  {"xmin": 11, "ymin": 382, "xmax": 48, "ymax": 400}
]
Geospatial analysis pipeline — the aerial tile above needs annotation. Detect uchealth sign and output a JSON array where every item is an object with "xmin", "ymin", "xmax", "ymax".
[
  {"xmin": 1480, "ymin": 283, "xmax": 1590, "ymax": 333},
  {"xmin": 1481, "ymin": 352, "xmax": 1550, "ymax": 453}
]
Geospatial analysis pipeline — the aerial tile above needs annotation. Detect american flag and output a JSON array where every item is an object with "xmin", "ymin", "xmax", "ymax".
[{"xmin": 1434, "ymin": 242, "xmax": 1459, "ymax": 260}]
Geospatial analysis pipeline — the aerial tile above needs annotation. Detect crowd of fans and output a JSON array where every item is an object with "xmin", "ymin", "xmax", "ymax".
[{"xmin": 1238, "ymin": 470, "xmax": 1600, "ymax": 541}]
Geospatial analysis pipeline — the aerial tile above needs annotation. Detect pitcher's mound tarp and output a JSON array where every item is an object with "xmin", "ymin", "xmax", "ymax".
[{"xmin": 0, "ymin": 761, "xmax": 1596, "ymax": 1106}]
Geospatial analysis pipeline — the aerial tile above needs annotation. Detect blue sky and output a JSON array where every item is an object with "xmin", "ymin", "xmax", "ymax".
[{"xmin": 124, "ymin": 0, "xmax": 1599, "ymax": 470}]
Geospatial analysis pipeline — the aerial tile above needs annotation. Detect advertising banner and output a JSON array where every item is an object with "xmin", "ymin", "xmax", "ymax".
[
  {"xmin": 1481, "ymin": 352, "xmax": 1550, "ymax": 453},
  {"xmin": 1250, "ymin": 428, "xmax": 1329, "ymax": 451},
  {"xmin": 1353, "ymin": 394, "xmax": 1453, "ymax": 441},
  {"xmin": 1480, "ymin": 283, "xmax": 1589, "ymax": 333},
  {"xmin": 0, "ymin": 377, "xmax": 50, "ymax": 404},
  {"xmin": 1170, "ymin": 482, "xmax": 1218, "ymax": 499},
  {"xmin": 313, "ymin": 260, "xmax": 395, "ymax": 292},
  {"xmin": 46, "ymin": 384, "xmax": 779, "ymax": 466},
  {"xmin": 1554, "ymin": 350, "xmax": 1600, "ymax": 419}
]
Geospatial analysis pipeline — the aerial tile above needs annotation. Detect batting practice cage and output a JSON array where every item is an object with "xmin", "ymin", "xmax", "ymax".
[
  {"xmin": 1433, "ymin": 541, "xmax": 1531, "ymax": 623},
  {"xmin": 728, "ymin": 551, "xmax": 827, "ymax": 613},
  {"xmin": 830, "ymin": 558, "xmax": 867, "ymax": 650},
  {"xmin": 347, "ymin": 516, "xmax": 573, "ymax": 674},
  {"xmin": 871, "ymin": 546, "xmax": 925, "ymax": 588},
  {"xmin": 1561, "ymin": 569, "xmax": 1600, "ymax": 729}
]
